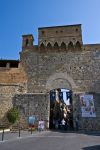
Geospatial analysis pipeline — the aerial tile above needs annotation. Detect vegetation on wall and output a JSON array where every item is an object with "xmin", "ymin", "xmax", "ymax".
[{"xmin": 7, "ymin": 107, "xmax": 19, "ymax": 124}]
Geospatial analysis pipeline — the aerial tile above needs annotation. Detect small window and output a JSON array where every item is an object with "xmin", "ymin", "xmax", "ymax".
[
  {"xmin": 0, "ymin": 62, "xmax": 6, "ymax": 67},
  {"xmin": 56, "ymin": 31, "xmax": 58, "ymax": 33},
  {"xmin": 76, "ymin": 28, "xmax": 78, "ymax": 32},
  {"xmin": 42, "ymin": 31, "xmax": 45, "ymax": 35},
  {"xmin": 26, "ymin": 39, "xmax": 29, "ymax": 46}
]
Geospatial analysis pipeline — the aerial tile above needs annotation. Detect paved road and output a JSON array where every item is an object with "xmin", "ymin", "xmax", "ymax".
[{"xmin": 0, "ymin": 131, "xmax": 100, "ymax": 150}]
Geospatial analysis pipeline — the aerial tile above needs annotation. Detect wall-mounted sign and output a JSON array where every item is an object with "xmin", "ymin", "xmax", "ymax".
[
  {"xmin": 38, "ymin": 120, "xmax": 45, "ymax": 131},
  {"xmin": 80, "ymin": 94, "xmax": 96, "ymax": 117},
  {"xmin": 28, "ymin": 116, "xmax": 36, "ymax": 126}
]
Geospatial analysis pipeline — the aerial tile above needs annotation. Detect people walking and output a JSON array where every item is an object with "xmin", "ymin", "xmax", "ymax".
[
  {"xmin": 75, "ymin": 115, "xmax": 79, "ymax": 131},
  {"xmin": 61, "ymin": 118, "xmax": 66, "ymax": 130}
]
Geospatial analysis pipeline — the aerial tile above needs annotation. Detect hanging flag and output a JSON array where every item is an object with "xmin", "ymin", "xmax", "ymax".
[
  {"xmin": 66, "ymin": 91, "xmax": 71, "ymax": 99},
  {"xmin": 50, "ymin": 91, "xmax": 56, "ymax": 100},
  {"xmin": 66, "ymin": 91, "xmax": 72, "ymax": 104},
  {"xmin": 59, "ymin": 91, "xmax": 63, "ymax": 100}
]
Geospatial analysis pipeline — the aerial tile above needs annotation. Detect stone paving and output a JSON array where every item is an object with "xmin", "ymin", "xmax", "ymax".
[
  {"xmin": 0, "ymin": 130, "xmax": 100, "ymax": 150},
  {"xmin": 0, "ymin": 130, "xmax": 49, "ymax": 142}
]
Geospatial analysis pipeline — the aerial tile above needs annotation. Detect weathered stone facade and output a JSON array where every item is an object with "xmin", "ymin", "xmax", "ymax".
[{"xmin": 0, "ymin": 24, "xmax": 100, "ymax": 130}]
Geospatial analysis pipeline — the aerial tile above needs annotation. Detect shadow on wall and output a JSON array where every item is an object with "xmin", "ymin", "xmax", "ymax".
[{"xmin": 82, "ymin": 145, "xmax": 100, "ymax": 150}]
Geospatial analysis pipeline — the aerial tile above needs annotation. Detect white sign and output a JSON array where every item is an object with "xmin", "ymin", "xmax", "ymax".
[
  {"xmin": 29, "ymin": 116, "xmax": 36, "ymax": 125},
  {"xmin": 80, "ymin": 94, "xmax": 96, "ymax": 117},
  {"xmin": 38, "ymin": 121, "xmax": 45, "ymax": 130}
]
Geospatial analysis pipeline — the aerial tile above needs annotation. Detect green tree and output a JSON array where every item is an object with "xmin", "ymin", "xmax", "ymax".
[{"xmin": 7, "ymin": 107, "xmax": 19, "ymax": 124}]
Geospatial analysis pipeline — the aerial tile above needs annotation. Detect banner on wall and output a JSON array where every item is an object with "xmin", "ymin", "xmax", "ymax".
[{"xmin": 80, "ymin": 94, "xmax": 96, "ymax": 117}]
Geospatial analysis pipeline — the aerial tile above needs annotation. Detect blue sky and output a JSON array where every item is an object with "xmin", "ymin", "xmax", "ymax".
[{"xmin": 0, "ymin": 0, "xmax": 100, "ymax": 59}]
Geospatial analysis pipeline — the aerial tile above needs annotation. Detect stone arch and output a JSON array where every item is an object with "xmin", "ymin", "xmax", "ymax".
[
  {"xmin": 40, "ymin": 43, "xmax": 45, "ymax": 50},
  {"xmin": 47, "ymin": 42, "xmax": 52, "ymax": 50},
  {"xmin": 75, "ymin": 41, "xmax": 81, "ymax": 50},
  {"xmin": 68, "ymin": 42, "xmax": 74, "ymax": 51},
  {"xmin": 60, "ymin": 42, "xmax": 66, "ymax": 50},
  {"xmin": 46, "ymin": 72, "xmax": 78, "ymax": 92},
  {"xmin": 54, "ymin": 42, "xmax": 59, "ymax": 50}
]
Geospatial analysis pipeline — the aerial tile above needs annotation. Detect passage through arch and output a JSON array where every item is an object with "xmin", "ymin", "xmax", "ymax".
[{"xmin": 49, "ymin": 88, "xmax": 73, "ymax": 130}]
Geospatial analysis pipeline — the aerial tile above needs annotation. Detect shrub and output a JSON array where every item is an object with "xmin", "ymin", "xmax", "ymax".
[{"xmin": 7, "ymin": 107, "xmax": 19, "ymax": 124}]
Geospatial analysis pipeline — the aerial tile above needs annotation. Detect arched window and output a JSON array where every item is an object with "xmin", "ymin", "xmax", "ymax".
[
  {"xmin": 61, "ymin": 42, "xmax": 66, "ymax": 50},
  {"xmin": 47, "ymin": 42, "xmax": 52, "ymax": 49},
  {"xmin": 75, "ymin": 41, "xmax": 81, "ymax": 50},
  {"xmin": 40, "ymin": 43, "xmax": 45, "ymax": 50},
  {"xmin": 26, "ymin": 39, "xmax": 29, "ymax": 46},
  {"xmin": 54, "ymin": 42, "xmax": 59, "ymax": 50},
  {"xmin": 68, "ymin": 42, "xmax": 74, "ymax": 51}
]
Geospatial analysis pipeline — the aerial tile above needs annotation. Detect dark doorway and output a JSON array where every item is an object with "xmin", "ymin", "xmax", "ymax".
[{"xmin": 49, "ymin": 88, "xmax": 73, "ymax": 130}]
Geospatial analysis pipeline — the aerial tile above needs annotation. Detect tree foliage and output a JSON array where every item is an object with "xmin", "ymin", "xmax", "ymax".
[{"xmin": 7, "ymin": 107, "xmax": 19, "ymax": 124}]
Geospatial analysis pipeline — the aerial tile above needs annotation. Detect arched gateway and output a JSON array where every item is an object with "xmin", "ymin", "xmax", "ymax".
[
  {"xmin": 0, "ymin": 24, "xmax": 100, "ymax": 131},
  {"xmin": 45, "ymin": 72, "xmax": 78, "ymax": 129},
  {"xmin": 46, "ymin": 72, "xmax": 78, "ymax": 91}
]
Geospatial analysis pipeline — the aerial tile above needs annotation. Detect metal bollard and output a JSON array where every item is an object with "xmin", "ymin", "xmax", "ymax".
[
  {"xmin": 2, "ymin": 129, "xmax": 4, "ymax": 141},
  {"xmin": 31, "ymin": 127, "xmax": 32, "ymax": 134},
  {"xmin": 19, "ymin": 127, "xmax": 21, "ymax": 137}
]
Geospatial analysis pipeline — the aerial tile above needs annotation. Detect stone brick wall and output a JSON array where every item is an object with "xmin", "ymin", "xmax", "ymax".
[
  {"xmin": 20, "ymin": 48, "xmax": 100, "ymax": 94},
  {"xmin": 13, "ymin": 93, "xmax": 50, "ymax": 128},
  {"xmin": 0, "ymin": 65, "xmax": 27, "ymax": 126},
  {"xmin": 0, "ymin": 66, "xmax": 27, "ymax": 84},
  {"xmin": 38, "ymin": 24, "xmax": 82, "ymax": 46},
  {"xmin": 73, "ymin": 93, "xmax": 100, "ymax": 130}
]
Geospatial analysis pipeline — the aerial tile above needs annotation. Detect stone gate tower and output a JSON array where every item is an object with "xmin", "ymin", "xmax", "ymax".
[{"xmin": 0, "ymin": 24, "xmax": 100, "ymax": 130}]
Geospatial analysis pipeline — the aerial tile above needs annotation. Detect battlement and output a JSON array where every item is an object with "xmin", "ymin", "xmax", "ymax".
[
  {"xmin": 38, "ymin": 24, "xmax": 83, "ymax": 47},
  {"xmin": 22, "ymin": 24, "xmax": 83, "ymax": 52},
  {"xmin": 22, "ymin": 34, "xmax": 34, "ymax": 50}
]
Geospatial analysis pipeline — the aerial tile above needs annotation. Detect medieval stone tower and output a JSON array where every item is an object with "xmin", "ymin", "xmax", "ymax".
[{"xmin": 0, "ymin": 24, "xmax": 100, "ymax": 130}]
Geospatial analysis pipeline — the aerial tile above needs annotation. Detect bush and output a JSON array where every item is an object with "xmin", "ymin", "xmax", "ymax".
[{"xmin": 7, "ymin": 107, "xmax": 19, "ymax": 124}]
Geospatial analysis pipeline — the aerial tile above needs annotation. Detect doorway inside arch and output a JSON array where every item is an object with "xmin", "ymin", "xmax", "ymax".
[{"xmin": 49, "ymin": 88, "xmax": 73, "ymax": 130}]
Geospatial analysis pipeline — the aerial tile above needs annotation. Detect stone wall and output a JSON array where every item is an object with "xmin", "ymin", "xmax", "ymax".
[
  {"xmin": 0, "ymin": 83, "xmax": 27, "ymax": 127},
  {"xmin": 20, "ymin": 47, "xmax": 100, "ymax": 94},
  {"xmin": 38, "ymin": 24, "xmax": 82, "ymax": 46},
  {"xmin": 13, "ymin": 93, "xmax": 50, "ymax": 128},
  {"xmin": 0, "ymin": 66, "xmax": 27, "ymax": 84},
  {"xmin": 0, "ymin": 65, "xmax": 27, "ymax": 126},
  {"xmin": 20, "ymin": 41, "xmax": 100, "ymax": 131},
  {"xmin": 73, "ymin": 93, "xmax": 100, "ymax": 130}
]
